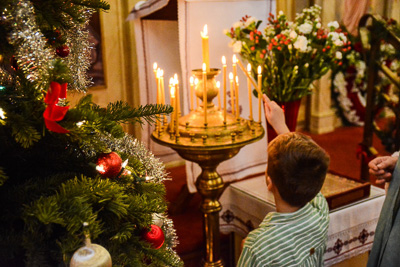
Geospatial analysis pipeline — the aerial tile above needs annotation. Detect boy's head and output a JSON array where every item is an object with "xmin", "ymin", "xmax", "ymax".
[{"xmin": 267, "ymin": 132, "xmax": 330, "ymax": 208}]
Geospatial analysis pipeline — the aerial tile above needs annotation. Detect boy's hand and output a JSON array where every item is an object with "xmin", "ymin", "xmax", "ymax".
[
  {"xmin": 368, "ymin": 156, "xmax": 398, "ymax": 184},
  {"xmin": 263, "ymin": 94, "xmax": 289, "ymax": 135}
]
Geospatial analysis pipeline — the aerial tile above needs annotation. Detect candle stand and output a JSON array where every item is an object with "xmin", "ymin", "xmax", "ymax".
[{"xmin": 152, "ymin": 68, "xmax": 264, "ymax": 266}]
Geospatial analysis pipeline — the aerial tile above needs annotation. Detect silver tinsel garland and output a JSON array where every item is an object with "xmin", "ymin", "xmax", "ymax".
[
  {"xmin": 3, "ymin": 0, "xmax": 53, "ymax": 82},
  {"xmin": 64, "ymin": 8, "xmax": 95, "ymax": 92},
  {"xmin": 96, "ymin": 133, "xmax": 180, "ymax": 257}
]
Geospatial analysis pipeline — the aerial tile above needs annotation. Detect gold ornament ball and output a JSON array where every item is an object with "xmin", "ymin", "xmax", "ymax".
[{"xmin": 70, "ymin": 243, "xmax": 112, "ymax": 267}]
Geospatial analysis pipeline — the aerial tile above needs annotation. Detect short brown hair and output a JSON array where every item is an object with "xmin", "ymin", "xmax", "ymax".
[{"xmin": 267, "ymin": 132, "xmax": 330, "ymax": 208}]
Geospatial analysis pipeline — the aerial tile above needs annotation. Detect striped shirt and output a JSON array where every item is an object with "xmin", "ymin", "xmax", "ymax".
[{"xmin": 237, "ymin": 193, "xmax": 329, "ymax": 267}]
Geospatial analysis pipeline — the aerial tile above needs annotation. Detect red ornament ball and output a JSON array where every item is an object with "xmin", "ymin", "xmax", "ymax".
[
  {"xmin": 96, "ymin": 152, "xmax": 122, "ymax": 178},
  {"xmin": 56, "ymin": 45, "xmax": 70, "ymax": 57},
  {"xmin": 142, "ymin": 225, "xmax": 165, "ymax": 249}
]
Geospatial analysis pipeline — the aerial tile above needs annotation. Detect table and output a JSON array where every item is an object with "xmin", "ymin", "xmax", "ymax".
[{"xmin": 219, "ymin": 174, "xmax": 386, "ymax": 266}]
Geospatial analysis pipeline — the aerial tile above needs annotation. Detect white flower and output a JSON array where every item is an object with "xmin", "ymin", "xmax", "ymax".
[
  {"xmin": 339, "ymin": 33, "xmax": 347, "ymax": 44},
  {"xmin": 232, "ymin": 41, "xmax": 243, "ymax": 53},
  {"xmin": 335, "ymin": 51, "xmax": 342, "ymax": 59},
  {"xmin": 293, "ymin": 36, "xmax": 308, "ymax": 52},
  {"xmin": 288, "ymin": 44, "xmax": 293, "ymax": 50},
  {"xmin": 244, "ymin": 16, "xmax": 257, "ymax": 27},
  {"xmin": 305, "ymin": 63, "xmax": 309, "ymax": 68},
  {"xmin": 328, "ymin": 32, "xmax": 339, "ymax": 41},
  {"xmin": 328, "ymin": 21, "xmax": 339, "ymax": 29},
  {"xmin": 278, "ymin": 11, "xmax": 284, "ymax": 16},
  {"xmin": 334, "ymin": 39, "xmax": 344, "ymax": 46},
  {"xmin": 298, "ymin": 23, "xmax": 313, "ymax": 34},
  {"xmin": 223, "ymin": 29, "xmax": 229, "ymax": 35},
  {"xmin": 289, "ymin": 30, "xmax": 297, "ymax": 39},
  {"xmin": 316, "ymin": 22, "xmax": 321, "ymax": 28},
  {"xmin": 232, "ymin": 21, "xmax": 243, "ymax": 29}
]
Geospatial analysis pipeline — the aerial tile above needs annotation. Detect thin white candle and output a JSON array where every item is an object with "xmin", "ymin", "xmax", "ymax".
[
  {"xmin": 156, "ymin": 69, "xmax": 161, "ymax": 131},
  {"xmin": 222, "ymin": 56, "xmax": 227, "ymax": 123},
  {"xmin": 258, "ymin": 66, "xmax": 262, "ymax": 122},
  {"xmin": 232, "ymin": 55, "xmax": 238, "ymax": 117},
  {"xmin": 195, "ymin": 78, "xmax": 199, "ymax": 109},
  {"xmin": 202, "ymin": 63, "xmax": 207, "ymax": 126},
  {"xmin": 247, "ymin": 63, "xmax": 253, "ymax": 121},
  {"xmin": 201, "ymin": 25, "xmax": 210, "ymax": 72},
  {"xmin": 216, "ymin": 81, "xmax": 221, "ymax": 110},
  {"xmin": 190, "ymin": 76, "xmax": 194, "ymax": 111},
  {"xmin": 169, "ymin": 78, "xmax": 175, "ymax": 133},
  {"xmin": 235, "ymin": 76, "xmax": 239, "ymax": 119},
  {"xmin": 229, "ymin": 72, "xmax": 234, "ymax": 115},
  {"xmin": 174, "ymin": 74, "xmax": 180, "ymax": 136}
]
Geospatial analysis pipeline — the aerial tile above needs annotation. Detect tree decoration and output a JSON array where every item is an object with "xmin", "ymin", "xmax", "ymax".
[
  {"xmin": 96, "ymin": 152, "xmax": 123, "ymax": 178},
  {"xmin": 56, "ymin": 45, "xmax": 70, "ymax": 58},
  {"xmin": 70, "ymin": 223, "xmax": 112, "ymax": 267},
  {"xmin": 43, "ymin": 81, "xmax": 70, "ymax": 133},
  {"xmin": 142, "ymin": 224, "xmax": 165, "ymax": 249}
]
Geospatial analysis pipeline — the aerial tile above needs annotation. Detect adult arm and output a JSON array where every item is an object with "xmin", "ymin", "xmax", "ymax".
[{"xmin": 369, "ymin": 155, "xmax": 399, "ymax": 184}]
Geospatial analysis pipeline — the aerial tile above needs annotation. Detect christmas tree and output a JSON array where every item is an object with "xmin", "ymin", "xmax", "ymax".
[{"xmin": 0, "ymin": 0, "xmax": 182, "ymax": 266}]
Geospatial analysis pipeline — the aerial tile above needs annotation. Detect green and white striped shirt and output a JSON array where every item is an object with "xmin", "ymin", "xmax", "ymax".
[{"xmin": 237, "ymin": 193, "xmax": 329, "ymax": 267}]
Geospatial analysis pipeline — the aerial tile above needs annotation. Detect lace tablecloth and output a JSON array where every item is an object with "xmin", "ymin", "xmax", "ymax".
[{"xmin": 219, "ymin": 174, "xmax": 386, "ymax": 266}]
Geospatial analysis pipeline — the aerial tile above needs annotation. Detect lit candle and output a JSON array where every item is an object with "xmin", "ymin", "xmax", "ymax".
[
  {"xmin": 232, "ymin": 55, "xmax": 238, "ymax": 117},
  {"xmin": 258, "ymin": 66, "xmax": 262, "ymax": 123},
  {"xmin": 195, "ymin": 78, "xmax": 199, "ymax": 109},
  {"xmin": 190, "ymin": 76, "xmax": 194, "ymax": 111},
  {"xmin": 156, "ymin": 69, "xmax": 162, "ymax": 131},
  {"xmin": 153, "ymin": 62, "xmax": 158, "ymax": 81},
  {"xmin": 174, "ymin": 74, "xmax": 180, "ymax": 137},
  {"xmin": 247, "ymin": 63, "xmax": 253, "ymax": 121},
  {"xmin": 169, "ymin": 78, "xmax": 175, "ymax": 133},
  {"xmin": 201, "ymin": 25, "xmax": 210, "ymax": 72},
  {"xmin": 216, "ymin": 81, "xmax": 221, "ymax": 110},
  {"xmin": 160, "ymin": 69, "xmax": 167, "ymax": 125},
  {"xmin": 235, "ymin": 76, "xmax": 239, "ymax": 119},
  {"xmin": 222, "ymin": 56, "xmax": 227, "ymax": 123},
  {"xmin": 229, "ymin": 72, "xmax": 234, "ymax": 115},
  {"xmin": 202, "ymin": 63, "xmax": 207, "ymax": 126}
]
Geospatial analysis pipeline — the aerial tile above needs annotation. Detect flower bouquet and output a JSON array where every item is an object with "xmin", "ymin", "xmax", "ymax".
[{"xmin": 226, "ymin": 5, "xmax": 349, "ymax": 103}]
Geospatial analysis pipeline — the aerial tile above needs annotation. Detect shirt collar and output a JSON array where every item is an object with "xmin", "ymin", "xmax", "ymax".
[{"xmin": 259, "ymin": 202, "xmax": 313, "ymax": 226}]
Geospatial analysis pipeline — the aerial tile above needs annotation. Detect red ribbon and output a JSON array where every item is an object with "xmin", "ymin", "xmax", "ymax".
[
  {"xmin": 356, "ymin": 143, "xmax": 377, "ymax": 164},
  {"xmin": 43, "ymin": 81, "xmax": 70, "ymax": 133}
]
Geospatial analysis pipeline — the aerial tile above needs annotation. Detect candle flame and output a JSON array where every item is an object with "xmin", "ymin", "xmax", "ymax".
[
  {"xmin": 160, "ymin": 69, "xmax": 164, "ymax": 77},
  {"xmin": 201, "ymin": 24, "xmax": 208, "ymax": 37},
  {"xmin": 0, "ymin": 108, "xmax": 5, "ymax": 119},
  {"xmin": 247, "ymin": 63, "xmax": 251, "ymax": 72},
  {"xmin": 173, "ymin": 73, "xmax": 179, "ymax": 84},
  {"xmin": 194, "ymin": 78, "xmax": 199, "ymax": 85},
  {"xmin": 235, "ymin": 76, "xmax": 239, "ymax": 83},
  {"xmin": 190, "ymin": 76, "xmax": 194, "ymax": 85},
  {"xmin": 216, "ymin": 81, "xmax": 220, "ymax": 88},
  {"xmin": 202, "ymin": 63, "xmax": 207, "ymax": 72},
  {"xmin": 229, "ymin": 72, "xmax": 233, "ymax": 80},
  {"xmin": 222, "ymin": 56, "xmax": 226, "ymax": 65},
  {"xmin": 156, "ymin": 68, "xmax": 162, "ymax": 78},
  {"xmin": 232, "ymin": 55, "xmax": 237, "ymax": 64},
  {"xmin": 170, "ymin": 86, "xmax": 176, "ymax": 98},
  {"xmin": 153, "ymin": 62, "xmax": 157, "ymax": 70},
  {"xmin": 258, "ymin": 65, "xmax": 262, "ymax": 74}
]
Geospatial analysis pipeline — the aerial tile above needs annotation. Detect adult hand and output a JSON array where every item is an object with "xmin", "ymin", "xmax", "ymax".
[
  {"xmin": 369, "ymin": 156, "xmax": 398, "ymax": 184},
  {"xmin": 263, "ymin": 94, "xmax": 289, "ymax": 135}
]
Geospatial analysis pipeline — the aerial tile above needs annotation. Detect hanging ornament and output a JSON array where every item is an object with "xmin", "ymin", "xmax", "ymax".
[
  {"xmin": 96, "ymin": 152, "xmax": 122, "ymax": 178},
  {"xmin": 56, "ymin": 45, "xmax": 70, "ymax": 58},
  {"xmin": 152, "ymin": 213, "xmax": 164, "ymax": 228},
  {"xmin": 141, "ymin": 224, "xmax": 165, "ymax": 249},
  {"xmin": 70, "ymin": 222, "xmax": 112, "ymax": 267}
]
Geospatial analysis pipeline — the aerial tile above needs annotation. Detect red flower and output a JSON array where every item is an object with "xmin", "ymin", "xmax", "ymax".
[
  {"xmin": 43, "ymin": 82, "xmax": 70, "ymax": 133},
  {"xmin": 251, "ymin": 46, "xmax": 255, "ymax": 51},
  {"xmin": 260, "ymin": 53, "xmax": 264, "ymax": 58}
]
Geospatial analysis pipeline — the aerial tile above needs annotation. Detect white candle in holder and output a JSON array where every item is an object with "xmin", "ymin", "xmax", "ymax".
[
  {"xmin": 201, "ymin": 25, "xmax": 210, "ymax": 72},
  {"xmin": 169, "ymin": 78, "xmax": 175, "ymax": 133},
  {"xmin": 247, "ymin": 63, "xmax": 253, "ymax": 121},
  {"xmin": 258, "ymin": 66, "xmax": 262, "ymax": 123},
  {"xmin": 222, "ymin": 56, "xmax": 227, "ymax": 123},
  {"xmin": 202, "ymin": 63, "xmax": 207, "ymax": 126},
  {"xmin": 190, "ymin": 76, "xmax": 194, "ymax": 111},
  {"xmin": 229, "ymin": 72, "xmax": 234, "ymax": 115}
]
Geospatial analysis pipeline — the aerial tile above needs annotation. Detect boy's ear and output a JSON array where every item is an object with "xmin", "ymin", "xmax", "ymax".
[{"xmin": 266, "ymin": 176, "xmax": 273, "ymax": 191}]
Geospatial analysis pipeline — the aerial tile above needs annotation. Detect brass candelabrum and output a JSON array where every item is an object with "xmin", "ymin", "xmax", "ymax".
[{"xmin": 152, "ymin": 68, "xmax": 264, "ymax": 267}]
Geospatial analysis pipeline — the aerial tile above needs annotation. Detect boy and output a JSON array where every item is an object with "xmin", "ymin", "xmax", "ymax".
[{"xmin": 236, "ymin": 95, "xmax": 330, "ymax": 267}]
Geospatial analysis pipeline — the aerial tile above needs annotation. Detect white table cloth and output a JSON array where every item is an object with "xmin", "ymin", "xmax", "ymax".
[{"xmin": 219, "ymin": 174, "xmax": 386, "ymax": 266}]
